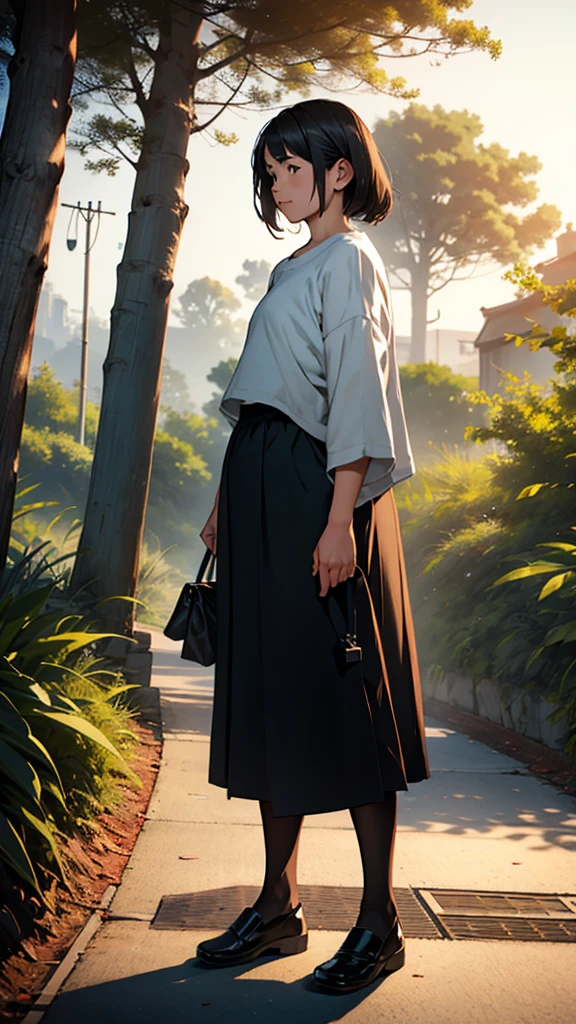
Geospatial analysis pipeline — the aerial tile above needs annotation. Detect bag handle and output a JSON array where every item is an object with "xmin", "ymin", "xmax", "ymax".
[{"xmin": 196, "ymin": 546, "xmax": 216, "ymax": 583}]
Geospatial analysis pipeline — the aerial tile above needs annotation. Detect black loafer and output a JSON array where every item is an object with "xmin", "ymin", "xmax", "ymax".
[
  {"xmin": 196, "ymin": 902, "xmax": 308, "ymax": 967},
  {"xmin": 313, "ymin": 919, "xmax": 405, "ymax": 993}
]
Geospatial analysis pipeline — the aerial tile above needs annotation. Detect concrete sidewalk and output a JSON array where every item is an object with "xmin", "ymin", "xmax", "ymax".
[{"xmin": 40, "ymin": 627, "xmax": 576, "ymax": 1024}]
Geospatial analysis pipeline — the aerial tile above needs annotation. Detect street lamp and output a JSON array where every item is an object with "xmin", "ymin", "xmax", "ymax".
[{"xmin": 61, "ymin": 199, "xmax": 115, "ymax": 445}]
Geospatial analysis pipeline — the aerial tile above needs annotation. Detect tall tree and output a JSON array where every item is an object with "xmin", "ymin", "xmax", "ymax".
[
  {"xmin": 0, "ymin": 0, "xmax": 77, "ymax": 573},
  {"xmin": 202, "ymin": 355, "xmax": 238, "ymax": 419},
  {"xmin": 174, "ymin": 275, "xmax": 243, "ymax": 340},
  {"xmin": 160, "ymin": 357, "xmax": 193, "ymax": 412},
  {"xmin": 365, "ymin": 104, "xmax": 561, "ymax": 362},
  {"xmin": 235, "ymin": 257, "xmax": 271, "ymax": 301},
  {"xmin": 68, "ymin": 1, "xmax": 500, "ymax": 632}
]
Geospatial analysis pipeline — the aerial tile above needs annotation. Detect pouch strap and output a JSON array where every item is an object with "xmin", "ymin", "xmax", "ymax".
[
  {"xmin": 196, "ymin": 546, "xmax": 216, "ymax": 582},
  {"xmin": 326, "ymin": 565, "xmax": 364, "ymax": 650}
]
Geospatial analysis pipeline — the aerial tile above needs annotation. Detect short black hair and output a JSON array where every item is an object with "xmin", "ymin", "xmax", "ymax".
[{"xmin": 251, "ymin": 98, "xmax": 392, "ymax": 237}]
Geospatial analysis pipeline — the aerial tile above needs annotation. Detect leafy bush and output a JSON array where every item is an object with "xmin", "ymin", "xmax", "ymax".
[
  {"xmin": 20, "ymin": 426, "xmax": 92, "ymax": 509},
  {"xmin": 19, "ymin": 366, "xmax": 221, "ymax": 571},
  {"xmin": 401, "ymin": 269, "xmax": 576, "ymax": 758},
  {"xmin": 136, "ymin": 537, "xmax": 186, "ymax": 628},
  {"xmin": 399, "ymin": 361, "xmax": 488, "ymax": 466},
  {"xmin": 0, "ymin": 581, "xmax": 141, "ymax": 925},
  {"xmin": 0, "ymin": 496, "xmax": 146, "ymax": 955},
  {"xmin": 26, "ymin": 362, "xmax": 99, "ymax": 446},
  {"xmin": 1, "ymin": 486, "xmax": 80, "ymax": 601}
]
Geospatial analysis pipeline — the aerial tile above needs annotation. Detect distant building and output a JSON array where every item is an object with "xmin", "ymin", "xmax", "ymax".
[
  {"xmin": 35, "ymin": 281, "xmax": 78, "ymax": 346},
  {"xmin": 474, "ymin": 227, "xmax": 576, "ymax": 395},
  {"xmin": 396, "ymin": 328, "xmax": 478, "ymax": 376}
]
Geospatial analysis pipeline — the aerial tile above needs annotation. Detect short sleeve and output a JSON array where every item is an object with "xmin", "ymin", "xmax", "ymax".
[
  {"xmin": 321, "ymin": 241, "xmax": 397, "ymax": 487},
  {"xmin": 323, "ymin": 315, "xmax": 396, "ymax": 483}
]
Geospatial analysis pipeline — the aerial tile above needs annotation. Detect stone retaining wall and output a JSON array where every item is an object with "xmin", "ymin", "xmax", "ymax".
[{"xmin": 422, "ymin": 667, "xmax": 571, "ymax": 752}]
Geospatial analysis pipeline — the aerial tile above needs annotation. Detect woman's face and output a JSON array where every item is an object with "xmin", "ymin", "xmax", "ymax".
[{"xmin": 263, "ymin": 143, "xmax": 352, "ymax": 224}]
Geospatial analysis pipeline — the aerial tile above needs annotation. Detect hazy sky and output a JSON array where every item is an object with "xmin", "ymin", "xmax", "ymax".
[{"xmin": 42, "ymin": 0, "xmax": 575, "ymax": 339}]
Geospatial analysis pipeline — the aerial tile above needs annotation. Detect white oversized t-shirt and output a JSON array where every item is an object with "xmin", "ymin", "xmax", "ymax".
[{"xmin": 219, "ymin": 227, "xmax": 415, "ymax": 508}]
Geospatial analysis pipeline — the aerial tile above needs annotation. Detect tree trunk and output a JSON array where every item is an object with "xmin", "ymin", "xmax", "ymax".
[
  {"xmin": 69, "ymin": 7, "xmax": 202, "ymax": 634},
  {"xmin": 410, "ymin": 265, "xmax": 429, "ymax": 363},
  {"xmin": 0, "ymin": 0, "xmax": 77, "ymax": 574}
]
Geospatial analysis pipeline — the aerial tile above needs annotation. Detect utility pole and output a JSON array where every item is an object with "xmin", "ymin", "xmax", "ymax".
[{"xmin": 62, "ymin": 200, "xmax": 115, "ymax": 445}]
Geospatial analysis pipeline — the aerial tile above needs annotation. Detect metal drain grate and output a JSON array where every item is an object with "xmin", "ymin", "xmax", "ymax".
[
  {"xmin": 151, "ymin": 885, "xmax": 441, "ymax": 938},
  {"xmin": 418, "ymin": 890, "xmax": 576, "ymax": 942},
  {"xmin": 150, "ymin": 886, "xmax": 576, "ymax": 942}
]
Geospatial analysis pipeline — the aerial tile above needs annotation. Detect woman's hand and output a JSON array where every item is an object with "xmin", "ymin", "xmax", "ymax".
[
  {"xmin": 200, "ymin": 504, "xmax": 218, "ymax": 555},
  {"xmin": 312, "ymin": 521, "xmax": 356, "ymax": 598}
]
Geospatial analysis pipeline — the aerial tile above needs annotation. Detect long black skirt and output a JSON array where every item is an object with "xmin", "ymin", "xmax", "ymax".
[{"xmin": 208, "ymin": 402, "xmax": 430, "ymax": 817}]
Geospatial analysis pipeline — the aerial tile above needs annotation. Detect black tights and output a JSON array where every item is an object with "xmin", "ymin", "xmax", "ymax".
[{"xmin": 252, "ymin": 794, "xmax": 398, "ymax": 942}]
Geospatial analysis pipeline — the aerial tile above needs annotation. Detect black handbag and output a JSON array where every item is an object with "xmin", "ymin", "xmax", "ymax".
[
  {"xmin": 163, "ymin": 546, "xmax": 217, "ymax": 665},
  {"xmin": 164, "ymin": 547, "xmax": 367, "ymax": 671}
]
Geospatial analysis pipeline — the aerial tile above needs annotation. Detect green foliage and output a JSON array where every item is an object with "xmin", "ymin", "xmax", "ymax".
[
  {"xmin": 0, "ymin": 581, "xmax": 141, "ymax": 915},
  {"xmin": 72, "ymin": 114, "xmax": 145, "ymax": 174},
  {"xmin": 142, "ymin": 429, "xmax": 213, "ymax": 564},
  {"xmin": 26, "ymin": 363, "xmax": 99, "ymax": 446},
  {"xmin": 463, "ymin": 378, "xmax": 576, "ymax": 538},
  {"xmin": 72, "ymin": 2, "xmax": 500, "ymax": 175},
  {"xmin": 2, "ymin": 485, "xmax": 80, "ymax": 601},
  {"xmin": 20, "ymin": 425, "xmax": 93, "ymax": 509},
  {"xmin": 26, "ymin": 363, "xmax": 77, "ymax": 429},
  {"xmin": 206, "ymin": 357, "xmax": 238, "ymax": 396},
  {"xmin": 150, "ymin": 430, "xmax": 210, "ymax": 493},
  {"xmin": 501, "ymin": 263, "xmax": 576, "ymax": 373},
  {"xmin": 173, "ymin": 276, "xmax": 244, "ymax": 343},
  {"xmin": 399, "ymin": 445, "xmax": 500, "ymax": 574},
  {"xmin": 235, "ymin": 258, "xmax": 272, "ymax": 301},
  {"xmin": 136, "ymin": 537, "xmax": 187, "ymax": 629},
  {"xmin": 213, "ymin": 129, "xmax": 239, "ymax": 146},
  {"xmin": 201, "ymin": 357, "xmax": 239, "ymax": 421},
  {"xmin": 18, "ymin": 363, "xmax": 222, "ymax": 566},
  {"xmin": 160, "ymin": 357, "xmax": 193, "ymax": 413},
  {"xmin": 162, "ymin": 408, "xmax": 220, "ymax": 459},
  {"xmin": 0, "ymin": 498, "xmax": 147, "ymax": 944},
  {"xmin": 399, "ymin": 361, "xmax": 489, "ymax": 465},
  {"xmin": 368, "ymin": 104, "xmax": 561, "ymax": 295},
  {"xmin": 401, "ymin": 275, "xmax": 576, "ymax": 756}
]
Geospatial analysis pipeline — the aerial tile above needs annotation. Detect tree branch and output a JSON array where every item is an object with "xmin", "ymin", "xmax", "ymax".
[
  {"xmin": 121, "ymin": 50, "xmax": 149, "ymax": 115},
  {"xmin": 427, "ymin": 254, "xmax": 487, "ymax": 295},
  {"xmin": 196, "ymin": 14, "xmax": 363, "ymax": 80},
  {"xmin": 193, "ymin": 57, "xmax": 251, "ymax": 132},
  {"xmin": 200, "ymin": 31, "xmax": 237, "ymax": 55},
  {"xmin": 102, "ymin": 86, "xmax": 141, "ymax": 131},
  {"xmin": 114, "ymin": 1, "xmax": 152, "ymax": 113},
  {"xmin": 197, "ymin": 27, "xmax": 255, "ymax": 79},
  {"xmin": 131, "ymin": 31, "xmax": 157, "ymax": 61},
  {"xmin": 118, "ymin": 0, "xmax": 158, "ymax": 59},
  {"xmin": 82, "ymin": 137, "xmax": 139, "ymax": 172}
]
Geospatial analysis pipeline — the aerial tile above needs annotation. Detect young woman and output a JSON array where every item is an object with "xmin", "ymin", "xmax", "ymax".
[{"xmin": 196, "ymin": 98, "xmax": 430, "ymax": 994}]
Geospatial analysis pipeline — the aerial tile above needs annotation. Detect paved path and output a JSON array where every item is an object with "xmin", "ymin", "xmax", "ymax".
[{"xmin": 42, "ymin": 627, "xmax": 576, "ymax": 1023}]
